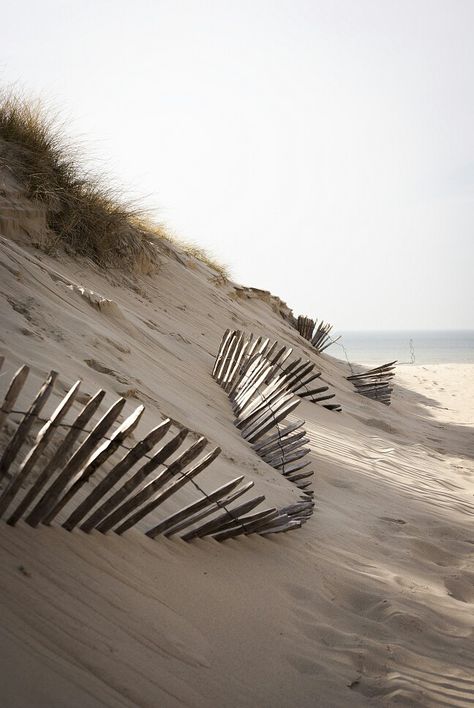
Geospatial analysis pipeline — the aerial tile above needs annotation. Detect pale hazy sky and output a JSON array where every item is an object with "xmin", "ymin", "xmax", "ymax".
[{"xmin": 2, "ymin": 0, "xmax": 473, "ymax": 329}]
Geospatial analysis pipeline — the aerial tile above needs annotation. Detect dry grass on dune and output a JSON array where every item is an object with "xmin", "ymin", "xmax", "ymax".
[
  {"xmin": 176, "ymin": 242, "xmax": 230, "ymax": 279},
  {"xmin": 0, "ymin": 92, "xmax": 159, "ymax": 272},
  {"xmin": 0, "ymin": 91, "xmax": 229, "ymax": 278}
]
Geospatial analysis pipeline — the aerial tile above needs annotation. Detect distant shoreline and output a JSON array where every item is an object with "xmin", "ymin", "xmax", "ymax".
[{"xmin": 330, "ymin": 330, "xmax": 474, "ymax": 366}]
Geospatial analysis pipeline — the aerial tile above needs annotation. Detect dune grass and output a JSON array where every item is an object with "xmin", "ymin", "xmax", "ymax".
[
  {"xmin": 0, "ymin": 91, "xmax": 229, "ymax": 278},
  {"xmin": 173, "ymin": 242, "xmax": 229, "ymax": 279}
]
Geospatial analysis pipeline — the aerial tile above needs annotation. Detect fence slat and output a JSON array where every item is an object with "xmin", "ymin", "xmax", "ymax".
[
  {"xmin": 225, "ymin": 335, "xmax": 252, "ymax": 393},
  {"xmin": 259, "ymin": 430, "xmax": 307, "ymax": 460},
  {"xmin": 259, "ymin": 519, "xmax": 301, "ymax": 535},
  {"xmin": 281, "ymin": 459, "xmax": 311, "ymax": 476},
  {"xmin": 221, "ymin": 332, "xmax": 245, "ymax": 389},
  {"xmin": 0, "ymin": 370, "xmax": 57, "ymax": 487},
  {"xmin": 240, "ymin": 391, "xmax": 294, "ymax": 438},
  {"xmin": 236, "ymin": 383, "xmax": 288, "ymax": 430},
  {"xmin": 233, "ymin": 359, "xmax": 274, "ymax": 414},
  {"xmin": 23, "ymin": 389, "xmax": 105, "ymax": 526},
  {"xmin": 212, "ymin": 328, "xmax": 231, "ymax": 377},
  {"xmin": 253, "ymin": 419, "xmax": 305, "ymax": 453},
  {"xmin": 213, "ymin": 507, "xmax": 279, "ymax": 535},
  {"xmin": 181, "ymin": 495, "xmax": 266, "ymax": 541},
  {"xmin": 244, "ymin": 397, "xmax": 301, "ymax": 444},
  {"xmin": 271, "ymin": 447, "xmax": 310, "ymax": 469},
  {"xmin": 262, "ymin": 437, "xmax": 309, "ymax": 463},
  {"xmin": 212, "ymin": 508, "xmax": 280, "ymax": 541},
  {"xmin": 215, "ymin": 331, "xmax": 239, "ymax": 383},
  {"xmin": 70, "ymin": 418, "xmax": 172, "ymax": 532},
  {"xmin": 51, "ymin": 404, "xmax": 145, "ymax": 528},
  {"xmin": 161, "ymin": 480, "xmax": 255, "ymax": 538},
  {"xmin": 0, "ymin": 365, "xmax": 30, "ymax": 431},
  {"xmin": 283, "ymin": 363, "xmax": 315, "ymax": 391},
  {"xmin": 98, "ymin": 436, "xmax": 210, "ymax": 533},
  {"xmin": 286, "ymin": 469, "xmax": 314, "ymax": 483},
  {"xmin": 219, "ymin": 331, "xmax": 242, "ymax": 387},
  {"xmin": 146, "ymin": 474, "xmax": 246, "ymax": 538},
  {"xmin": 83, "ymin": 429, "xmax": 189, "ymax": 532},
  {"xmin": 114, "ymin": 446, "xmax": 221, "ymax": 535},
  {"xmin": 6, "ymin": 380, "xmax": 81, "ymax": 525},
  {"xmin": 27, "ymin": 397, "xmax": 126, "ymax": 526}
]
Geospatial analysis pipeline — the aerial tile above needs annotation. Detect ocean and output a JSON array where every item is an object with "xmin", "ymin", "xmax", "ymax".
[{"xmin": 330, "ymin": 330, "xmax": 474, "ymax": 366}]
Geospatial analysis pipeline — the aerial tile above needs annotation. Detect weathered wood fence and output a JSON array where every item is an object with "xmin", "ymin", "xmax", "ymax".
[
  {"xmin": 296, "ymin": 316, "xmax": 340, "ymax": 353},
  {"xmin": 213, "ymin": 329, "xmax": 341, "ymax": 412},
  {"xmin": 212, "ymin": 328, "xmax": 342, "ymax": 520},
  {"xmin": 0, "ymin": 359, "xmax": 307, "ymax": 541},
  {"xmin": 347, "ymin": 361, "xmax": 397, "ymax": 405}
]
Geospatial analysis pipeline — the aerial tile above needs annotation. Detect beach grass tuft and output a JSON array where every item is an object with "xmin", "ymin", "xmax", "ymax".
[{"xmin": 0, "ymin": 90, "xmax": 229, "ymax": 278}]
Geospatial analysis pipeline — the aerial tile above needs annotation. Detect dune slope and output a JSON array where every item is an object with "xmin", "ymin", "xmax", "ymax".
[{"xmin": 0, "ymin": 174, "xmax": 473, "ymax": 707}]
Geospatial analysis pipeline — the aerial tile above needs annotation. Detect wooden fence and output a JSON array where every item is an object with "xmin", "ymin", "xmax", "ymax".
[
  {"xmin": 212, "ymin": 329, "xmax": 341, "ymax": 517},
  {"xmin": 296, "ymin": 316, "xmax": 340, "ymax": 353},
  {"xmin": 0, "ymin": 359, "xmax": 308, "ymax": 541},
  {"xmin": 346, "ymin": 361, "xmax": 397, "ymax": 405},
  {"xmin": 213, "ymin": 330, "xmax": 341, "ymax": 412}
]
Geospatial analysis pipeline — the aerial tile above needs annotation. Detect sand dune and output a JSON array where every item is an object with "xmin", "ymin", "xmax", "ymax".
[{"xmin": 0, "ymin": 178, "xmax": 473, "ymax": 706}]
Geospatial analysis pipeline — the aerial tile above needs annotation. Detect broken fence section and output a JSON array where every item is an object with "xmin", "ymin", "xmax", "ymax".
[
  {"xmin": 347, "ymin": 361, "xmax": 397, "ymax": 405},
  {"xmin": 296, "ymin": 316, "xmax": 340, "ymax": 353},
  {"xmin": 0, "ymin": 360, "xmax": 305, "ymax": 541}
]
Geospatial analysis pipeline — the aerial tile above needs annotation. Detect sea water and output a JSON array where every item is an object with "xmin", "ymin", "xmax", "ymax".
[{"xmin": 330, "ymin": 330, "xmax": 474, "ymax": 366}]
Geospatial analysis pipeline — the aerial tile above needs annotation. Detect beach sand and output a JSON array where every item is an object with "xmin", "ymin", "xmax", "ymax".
[{"xmin": 0, "ymin": 183, "xmax": 473, "ymax": 707}]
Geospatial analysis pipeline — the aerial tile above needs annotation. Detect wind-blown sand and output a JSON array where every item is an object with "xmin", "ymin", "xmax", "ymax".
[{"xmin": 0, "ymin": 178, "xmax": 473, "ymax": 707}]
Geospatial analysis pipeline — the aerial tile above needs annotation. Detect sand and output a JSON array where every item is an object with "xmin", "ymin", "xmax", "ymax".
[{"xmin": 0, "ymin": 178, "xmax": 473, "ymax": 707}]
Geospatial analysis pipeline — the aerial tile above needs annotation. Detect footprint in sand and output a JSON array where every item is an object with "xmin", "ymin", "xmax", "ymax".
[
  {"xmin": 379, "ymin": 517, "xmax": 407, "ymax": 525},
  {"xmin": 285, "ymin": 654, "xmax": 322, "ymax": 675},
  {"xmin": 104, "ymin": 336, "xmax": 131, "ymax": 354},
  {"xmin": 326, "ymin": 478, "xmax": 353, "ymax": 489},
  {"xmin": 84, "ymin": 358, "xmax": 131, "ymax": 385},
  {"xmin": 409, "ymin": 539, "xmax": 458, "ymax": 567},
  {"xmin": 444, "ymin": 572, "xmax": 474, "ymax": 603},
  {"xmin": 364, "ymin": 418, "xmax": 399, "ymax": 434},
  {"xmin": 285, "ymin": 583, "xmax": 317, "ymax": 603},
  {"xmin": 384, "ymin": 610, "xmax": 427, "ymax": 634}
]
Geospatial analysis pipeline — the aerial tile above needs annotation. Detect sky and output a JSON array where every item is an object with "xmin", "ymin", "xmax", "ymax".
[{"xmin": 1, "ymin": 0, "xmax": 473, "ymax": 330}]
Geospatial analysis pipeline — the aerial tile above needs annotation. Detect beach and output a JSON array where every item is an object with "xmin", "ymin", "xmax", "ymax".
[
  {"xmin": 0, "ymin": 221, "xmax": 473, "ymax": 706},
  {"xmin": 397, "ymin": 363, "xmax": 474, "ymax": 426}
]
